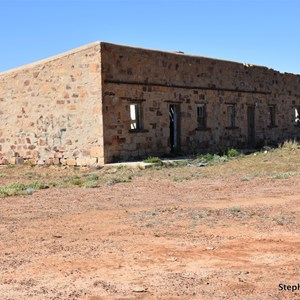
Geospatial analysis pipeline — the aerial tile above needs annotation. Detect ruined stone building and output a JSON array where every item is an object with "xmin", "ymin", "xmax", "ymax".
[{"xmin": 0, "ymin": 42, "xmax": 300, "ymax": 165}]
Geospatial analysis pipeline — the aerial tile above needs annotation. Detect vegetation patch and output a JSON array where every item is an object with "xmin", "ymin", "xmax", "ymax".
[
  {"xmin": 271, "ymin": 172, "xmax": 294, "ymax": 180},
  {"xmin": 106, "ymin": 176, "xmax": 132, "ymax": 186},
  {"xmin": 0, "ymin": 181, "xmax": 47, "ymax": 197},
  {"xmin": 143, "ymin": 156, "xmax": 163, "ymax": 165},
  {"xmin": 190, "ymin": 148, "xmax": 242, "ymax": 167},
  {"xmin": 59, "ymin": 174, "xmax": 100, "ymax": 188},
  {"xmin": 280, "ymin": 139, "xmax": 300, "ymax": 150}
]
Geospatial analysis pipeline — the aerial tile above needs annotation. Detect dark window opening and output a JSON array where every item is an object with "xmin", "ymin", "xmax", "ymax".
[
  {"xmin": 268, "ymin": 105, "xmax": 276, "ymax": 127},
  {"xmin": 227, "ymin": 104, "xmax": 235, "ymax": 128},
  {"xmin": 169, "ymin": 104, "xmax": 180, "ymax": 152},
  {"xmin": 197, "ymin": 104, "xmax": 206, "ymax": 129}
]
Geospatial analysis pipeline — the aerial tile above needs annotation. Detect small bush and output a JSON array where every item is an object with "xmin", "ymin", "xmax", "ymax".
[
  {"xmin": 63, "ymin": 175, "xmax": 82, "ymax": 186},
  {"xmin": 23, "ymin": 161, "xmax": 35, "ymax": 167},
  {"xmin": 173, "ymin": 176, "xmax": 187, "ymax": 183},
  {"xmin": 6, "ymin": 165, "xmax": 16, "ymax": 168},
  {"xmin": 82, "ymin": 174, "xmax": 99, "ymax": 180},
  {"xmin": 60, "ymin": 174, "xmax": 100, "ymax": 188},
  {"xmin": 27, "ymin": 181, "xmax": 47, "ymax": 190},
  {"xmin": 241, "ymin": 176, "xmax": 252, "ymax": 181},
  {"xmin": 228, "ymin": 206, "xmax": 241, "ymax": 213},
  {"xmin": 194, "ymin": 152, "xmax": 228, "ymax": 165},
  {"xmin": 226, "ymin": 148, "xmax": 240, "ymax": 157},
  {"xmin": 106, "ymin": 176, "xmax": 132, "ymax": 186},
  {"xmin": 271, "ymin": 172, "xmax": 291, "ymax": 180},
  {"xmin": 0, "ymin": 182, "xmax": 25, "ymax": 197},
  {"xmin": 281, "ymin": 140, "xmax": 300, "ymax": 150},
  {"xmin": 82, "ymin": 180, "xmax": 100, "ymax": 188},
  {"xmin": 203, "ymin": 153, "xmax": 214, "ymax": 161},
  {"xmin": 0, "ymin": 180, "xmax": 47, "ymax": 197},
  {"xmin": 211, "ymin": 154, "xmax": 228, "ymax": 163},
  {"xmin": 144, "ymin": 157, "xmax": 163, "ymax": 165}
]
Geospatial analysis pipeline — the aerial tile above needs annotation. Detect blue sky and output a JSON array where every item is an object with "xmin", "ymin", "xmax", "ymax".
[{"xmin": 1, "ymin": 0, "xmax": 299, "ymax": 74}]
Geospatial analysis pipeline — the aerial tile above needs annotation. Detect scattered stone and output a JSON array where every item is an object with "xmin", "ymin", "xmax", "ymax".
[
  {"xmin": 89, "ymin": 165, "xmax": 101, "ymax": 170},
  {"xmin": 53, "ymin": 235, "xmax": 63, "ymax": 239},
  {"xmin": 205, "ymin": 247, "xmax": 216, "ymax": 251},
  {"xmin": 167, "ymin": 257, "xmax": 178, "ymax": 262},
  {"xmin": 15, "ymin": 157, "xmax": 24, "ymax": 164},
  {"xmin": 187, "ymin": 162, "xmax": 208, "ymax": 167},
  {"xmin": 132, "ymin": 286, "xmax": 148, "ymax": 293},
  {"xmin": 25, "ymin": 188, "xmax": 35, "ymax": 195}
]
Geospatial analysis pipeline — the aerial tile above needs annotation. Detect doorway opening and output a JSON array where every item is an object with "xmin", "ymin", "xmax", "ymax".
[
  {"xmin": 169, "ymin": 104, "xmax": 180, "ymax": 152},
  {"xmin": 247, "ymin": 106, "xmax": 255, "ymax": 147}
]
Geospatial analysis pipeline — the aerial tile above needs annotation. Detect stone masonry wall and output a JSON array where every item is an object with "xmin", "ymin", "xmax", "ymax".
[
  {"xmin": 0, "ymin": 42, "xmax": 104, "ymax": 166},
  {"xmin": 101, "ymin": 42, "xmax": 300, "ymax": 162},
  {"xmin": 1, "ymin": 41, "xmax": 300, "ymax": 165}
]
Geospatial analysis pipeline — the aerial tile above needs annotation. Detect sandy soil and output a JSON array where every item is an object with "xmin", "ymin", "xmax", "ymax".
[{"xmin": 0, "ymin": 173, "xmax": 300, "ymax": 299}]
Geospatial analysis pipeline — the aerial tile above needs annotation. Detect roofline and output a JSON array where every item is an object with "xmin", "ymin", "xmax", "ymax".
[
  {"xmin": 0, "ymin": 40, "xmax": 298, "ymax": 77},
  {"xmin": 0, "ymin": 41, "xmax": 101, "ymax": 76},
  {"xmin": 100, "ymin": 41, "xmax": 278, "ymax": 73}
]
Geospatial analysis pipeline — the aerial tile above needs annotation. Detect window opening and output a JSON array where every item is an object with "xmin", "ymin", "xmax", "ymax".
[
  {"xmin": 295, "ymin": 107, "xmax": 300, "ymax": 126},
  {"xmin": 268, "ymin": 105, "xmax": 276, "ymax": 127},
  {"xmin": 197, "ymin": 104, "xmax": 206, "ymax": 129},
  {"xmin": 130, "ymin": 103, "xmax": 142, "ymax": 130},
  {"xmin": 227, "ymin": 104, "xmax": 235, "ymax": 128}
]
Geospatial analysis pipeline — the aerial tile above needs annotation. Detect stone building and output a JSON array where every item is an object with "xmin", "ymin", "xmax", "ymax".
[{"xmin": 0, "ymin": 42, "xmax": 300, "ymax": 165}]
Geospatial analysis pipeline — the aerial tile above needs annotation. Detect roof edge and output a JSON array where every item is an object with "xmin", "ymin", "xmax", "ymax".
[
  {"xmin": 100, "ymin": 41, "xmax": 273, "ymax": 72},
  {"xmin": 1, "ymin": 41, "xmax": 299, "ymax": 77},
  {"xmin": 0, "ymin": 41, "xmax": 101, "ymax": 76},
  {"xmin": 101, "ymin": 41, "xmax": 300, "ymax": 76}
]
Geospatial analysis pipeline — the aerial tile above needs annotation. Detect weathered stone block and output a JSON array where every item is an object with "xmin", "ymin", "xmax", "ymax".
[
  {"xmin": 8, "ymin": 158, "xmax": 16, "ymax": 164},
  {"xmin": 60, "ymin": 158, "xmax": 67, "ymax": 165},
  {"xmin": 37, "ymin": 159, "xmax": 45, "ymax": 165},
  {"xmin": 15, "ymin": 157, "xmax": 24, "ymax": 164},
  {"xmin": 53, "ymin": 158, "xmax": 60, "ymax": 165},
  {"xmin": 90, "ymin": 146, "xmax": 103, "ymax": 157},
  {"xmin": 54, "ymin": 152, "xmax": 63, "ymax": 159},
  {"xmin": 76, "ymin": 157, "xmax": 97, "ymax": 166},
  {"xmin": 0, "ymin": 158, "xmax": 9, "ymax": 165},
  {"xmin": 45, "ymin": 158, "xmax": 54, "ymax": 165},
  {"xmin": 66, "ymin": 158, "xmax": 77, "ymax": 166}
]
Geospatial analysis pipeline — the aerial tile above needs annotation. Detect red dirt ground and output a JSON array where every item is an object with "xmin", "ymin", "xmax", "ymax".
[{"xmin": 0, "ymin": 173, "xmax": 300, "ymax": 299}]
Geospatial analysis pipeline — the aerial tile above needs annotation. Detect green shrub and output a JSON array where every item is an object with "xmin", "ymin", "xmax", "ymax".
[
  {"xmin": 0, "ymin": 180, "xmax": 47, "ymax": 197},
  {"xmin": 281, "ymin": 140, "xmax": 300, "ymax": 150},
  {"xmin": 143, "ymin": 157, "xmax": 163, "ymax": 165},
  {"xmin": 61, "ymin": 174, "xmax": 100, "ymax": 187},
  {"xmin": 82, "ymin": 173, "xmax": 99, "ymax": 180},
  {"xmin": 203, "ymin": 153, "xmax": 214, "ymax": 161},
  {"xmin": 106, "ymin": 176, "xmax": 132, "ymax": 186},
  {"xmin": 226, "ymin": 148, "xmax": 240, "ymax": 157},
  {"xmin": 82, "ymin": 180, "xmax": 100, "ymax": 188},
  {"xmin": 271, "ymin": 172, "xmax": 291, "ymax": 179},
  {"xmin": 63, "ymin": 175, "xmax": 82, "ymax": 186},
  {"xmin": 27, "ymin": 181, "xmax": 47, "ymax": 190}
]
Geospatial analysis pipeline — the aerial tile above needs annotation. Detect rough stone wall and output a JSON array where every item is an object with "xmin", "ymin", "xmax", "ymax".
[
  {"xmin": 0, "ymin": 42, "xmax": 104, "ymax": 166},
  {"xmin": 101, "ymin": 42, "xmax": 300, "ymax": 162},
  {"xmin": 1, "ymin": 41, "xmax": 300, "ymax": 165}
]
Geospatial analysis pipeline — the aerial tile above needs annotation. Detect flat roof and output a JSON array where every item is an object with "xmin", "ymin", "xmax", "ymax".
[
  {"xmin": 0, "ymin": 42, "xmax": 101, "ymax": 76},
  {"xmin": 0, "ymin": 41, "xmax": 297, "ymax": 77}
]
